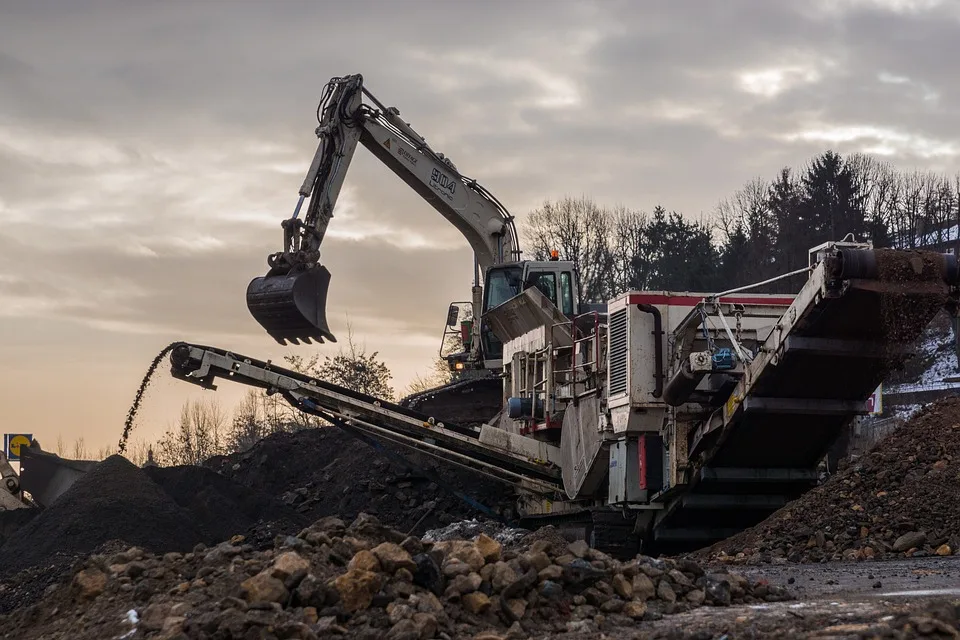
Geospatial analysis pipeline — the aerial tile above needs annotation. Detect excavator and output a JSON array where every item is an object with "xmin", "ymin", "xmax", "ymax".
[
  {"xmin": 1, "ymin": 74, "xmax": 574, "ymax": 516},
  {"xmin": 243, "ymin": 73, "xmax": 581, "ymax": 419}
]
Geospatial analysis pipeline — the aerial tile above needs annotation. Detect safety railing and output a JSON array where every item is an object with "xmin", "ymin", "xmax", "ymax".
[
  {"xmin": 550, "ymin": 311, "xmax": 606, "ymax": 393},
  {"xmin": 510, "ymin": 311, "xmax": 607, "ymax": 435}
]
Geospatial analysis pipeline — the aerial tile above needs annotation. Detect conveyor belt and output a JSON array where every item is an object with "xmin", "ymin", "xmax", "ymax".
[
  {"xmin": 168, "ymin": 344, "xmax": 563, "ymax": 496},
  {"xmin": 652, "ymin": 248, "xmax": 958, "ymax": 549}
]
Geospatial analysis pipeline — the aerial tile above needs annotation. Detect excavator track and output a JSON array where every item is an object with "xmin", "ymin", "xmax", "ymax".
[
  {"xmin": 518, "ymin": 509, "xmax": 643, "ymax": 560},
  {"xmin": 400, "ymin": 375, "xmax": 504, "ymax": 428}
]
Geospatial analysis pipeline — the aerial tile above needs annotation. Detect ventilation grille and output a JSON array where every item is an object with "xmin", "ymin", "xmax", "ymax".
[{"xmin": 608, "ymin": 308, "xmax": 628, "ymax": 396}]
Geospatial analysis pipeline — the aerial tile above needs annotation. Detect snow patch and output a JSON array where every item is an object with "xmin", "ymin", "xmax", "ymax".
[
  {"xmin": 116, "ymin": 609, "xmax": 139, "ymax": 639},
  {"xmin": 887, "ymin": 320, "xmax": 958, "ymax": 394},
  {"xmin": 422, "ymin": 518, "xmax": 531, "ymax": 545}
]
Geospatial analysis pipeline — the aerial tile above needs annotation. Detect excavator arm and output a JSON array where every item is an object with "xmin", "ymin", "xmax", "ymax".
[{"xmin": 246, "ymin": 74, "xmax": 521, "ymax": 347}]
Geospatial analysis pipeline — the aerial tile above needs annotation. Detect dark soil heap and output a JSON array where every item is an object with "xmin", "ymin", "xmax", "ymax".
[
  {"xmin": 401, "ymin": 378, "xmax": 504, "ymax": 428},
  {"xmin": 691, "ymin": 397, "xmax": 960, "ymax": 565},
  {"xmin": 142, "ymin": 465, "xmax": 309, "ymax": 548},
  {"xmin": 0, "ymin": 456, "xmax": 203, "ymax": 577},
  {"xmin": 204, "ymin": 426, "xmax": 516, "ymax": 536},
  {"xmin": 0, "ymin": 512, "xmax": 790, "ymax": 640},
  {"xmin": 0, "ymin": 456, "xmax": 307, "ymax": 614}
]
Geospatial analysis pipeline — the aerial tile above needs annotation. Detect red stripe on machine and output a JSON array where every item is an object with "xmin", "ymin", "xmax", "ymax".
[
  {"xmin": 627, "ymin": 293, "xmax": 795, "ymax": 307},
  {"xmin": 638, "ymin": 436, "xmax": 647, "ymax": 490}
]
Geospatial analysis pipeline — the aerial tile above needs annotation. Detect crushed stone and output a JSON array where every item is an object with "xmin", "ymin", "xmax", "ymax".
[
  {"xmin": 0, "ymin": 455, "xmax": 308, "ymax": 614},
  {"xmin": 0, "ymin": 512, "xmax": 792, "ymax": 640}
]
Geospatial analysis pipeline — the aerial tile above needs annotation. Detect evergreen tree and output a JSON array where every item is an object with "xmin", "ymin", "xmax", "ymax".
[
  {"xmin": 800, "ymin": 150, "xmax": 868, "ymax": 244},
  {"xmin": 768, "ymin": 167, "xmax": 806, "ymax": 292}
]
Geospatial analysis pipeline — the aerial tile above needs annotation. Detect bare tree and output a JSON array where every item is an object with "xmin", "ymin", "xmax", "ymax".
[
  {"xmin": 610, "ymin": 206, "xmax": 650, "ymax": 291},
  {"xmin": 524, "ymin": 196, "xmax": 616, "ymax": 302},
  {"xmin": 155, "ymin": 397, "xmax": 228, "ymax": 466},
  {"xmin": 895, "ymin": 171, "xmax": 927, "ymax": 248},
  {"xmin": 279, "ymin": 354, "xmax": 325, "ymax": 431},
  {"xmin": 72, "ymin": 437, "xmax": 88, "ymax": 460},
  {"xmin": 226, "ymin": 389, "xmax": 280, "ymax": 454},
  {"xmin": 405, "ymin": 357, "xmax": 454, "ymax": 396},
  {"xmin": 121, "ymin": 439, "xmax": 151, "ymax": 466},
  {"xmin": 954, "ymin": 174, "xmax": 960, "ymax": 257},
  {"xmin": 925, "ymin": 174, "xmax": 955, "ymax": 244},
  {"xmin": 714, "ymin": 177, "xmax": 770, "ymax": 239},
  {"xmin": 846, "ymin": 153, "xmax": 899, "ymax": 247},
  {"xmin": 286, "ymin": 325, "xmax": 396, "ymax": 400}
]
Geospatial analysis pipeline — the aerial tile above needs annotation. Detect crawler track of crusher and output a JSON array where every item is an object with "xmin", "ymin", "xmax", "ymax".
[{"xmin": 650, "ymin": 247, "xmax": 960, "ymax": 552}]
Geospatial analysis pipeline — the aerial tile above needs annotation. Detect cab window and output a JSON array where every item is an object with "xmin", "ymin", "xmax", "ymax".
[
  {"xmin": 484, "ymin": 267, "xmax": 522, "ymax": 310},
  {"xmin": 560, "ymin": 271, "xmax": 574, "ymax": 316},
  {"xmin": 526, "ymin": 272, "xmax": 557, "ymax": 306}
]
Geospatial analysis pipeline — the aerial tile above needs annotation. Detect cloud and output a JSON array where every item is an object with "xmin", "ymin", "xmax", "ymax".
[{"xmin": 3, "ymin": 0, "xmax": 960, "ymax": 451}]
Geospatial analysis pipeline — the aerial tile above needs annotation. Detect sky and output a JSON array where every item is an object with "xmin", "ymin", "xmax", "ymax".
[{"xmin": 2, "ymin": 0, "xmax": 960, "ymax": 457}]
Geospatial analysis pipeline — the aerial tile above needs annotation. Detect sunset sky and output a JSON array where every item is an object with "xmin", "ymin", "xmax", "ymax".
[{"xmin": 2, "ymin": 0, "xmax": 959, "ymax": 456}]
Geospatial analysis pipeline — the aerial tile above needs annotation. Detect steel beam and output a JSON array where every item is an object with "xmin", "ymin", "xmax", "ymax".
[
  {"xmin": 783, "ymin": 336, "xmax": 916, "ymax": 359},
  {"xmin": 742, "ymin": 397, "xmax": 868, "ymax": 415},
  {"xmin": 698, "ymin": 467, "xmax": 819, "ymax": 483},
  {"xmin": 679, "ymin": 493, "xmax": 788, "ymax": 509}
]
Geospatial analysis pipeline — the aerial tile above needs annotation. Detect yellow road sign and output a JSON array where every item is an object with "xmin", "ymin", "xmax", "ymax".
[{"xmin": 6, "ymin": 434, "xmax": 32, "ymax": 461}]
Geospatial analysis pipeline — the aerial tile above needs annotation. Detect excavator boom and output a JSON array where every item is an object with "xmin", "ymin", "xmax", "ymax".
[{"xmin": 246, "ymin": 74, "xmax": 521, "ymax": 348}]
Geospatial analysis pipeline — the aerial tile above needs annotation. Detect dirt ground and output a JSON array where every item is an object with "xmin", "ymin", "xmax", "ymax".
[
  {"xmin": 598, "ymin": 557, "xmax": 960, "ymax": 639},
  {"xmin": 738, "ymin": 555, "xmax": 960, "ymax": 601},
  {"xmin": 513, "ymin": 557, "xmax": 960, "ymax": 638}
]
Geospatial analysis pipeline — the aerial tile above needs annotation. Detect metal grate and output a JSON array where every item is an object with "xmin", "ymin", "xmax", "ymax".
[{"xmin": 608, "ymin": 308, "xmax": 628, "ymax": 395}]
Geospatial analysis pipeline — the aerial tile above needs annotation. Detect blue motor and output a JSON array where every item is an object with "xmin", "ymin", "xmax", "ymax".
[
  {"xmin": 507, "ymin": 397, "xmax": 545, "ymax": 419},
  {"xmin": 711, "ymin": 348, "xmax": 736, "ymax": 371}
]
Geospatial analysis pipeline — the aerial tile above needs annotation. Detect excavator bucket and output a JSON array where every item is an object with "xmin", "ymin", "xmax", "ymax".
[
  {"xmin": 246, "ymin": 265, "xmax": 337, "ymax": 345},
  {"xmin": 19, "ymin": 446, "xmax": 97, "ymax": 508}
]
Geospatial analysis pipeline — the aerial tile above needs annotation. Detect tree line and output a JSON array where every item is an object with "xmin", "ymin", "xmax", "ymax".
[
  {"xmin": 525, "ymin": 150, "xmax": 960, "ymax": 300},
  {"xmin": 62, "ymin": 148, "xmax": 960, "ymax": 467}
]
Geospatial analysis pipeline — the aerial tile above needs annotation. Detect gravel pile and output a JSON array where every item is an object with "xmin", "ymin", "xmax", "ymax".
[
  {"xmin": 400, "ymin": 378, "xmax": 503, "ymax": 428},
  {"xmin": 204, "ymin": 426, "xmax": 517, "ymax": 536},
  {"xmin": 0, "ymin": 509, "xmax": 38, "ymax": 548},
  {"xmin": 691, "ymin": 397, "xmax": 960, "ymax": 565},
  {"xmin": 0, "ymin": 511, "xmax": 791, "ymax": 640}
]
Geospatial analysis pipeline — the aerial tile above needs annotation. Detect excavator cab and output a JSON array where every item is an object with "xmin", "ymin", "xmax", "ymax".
[
  {"xmin": 479, "ymin": 261, "xmax": 579, "ymax": 365},
  {"xmin": 246, "ymin": 263, "xmax": 336, "ymax": 345}
]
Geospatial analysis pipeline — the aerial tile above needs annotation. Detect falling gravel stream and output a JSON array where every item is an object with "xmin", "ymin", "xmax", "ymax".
[{"xmin": 118, "ymin": 342, "xmax": 183, "ymax": 454}]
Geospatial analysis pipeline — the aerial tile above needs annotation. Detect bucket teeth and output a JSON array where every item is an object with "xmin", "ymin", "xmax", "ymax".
[{"xmin": 246, "ymin": 265, "xmax": 337, "ymax": 345}]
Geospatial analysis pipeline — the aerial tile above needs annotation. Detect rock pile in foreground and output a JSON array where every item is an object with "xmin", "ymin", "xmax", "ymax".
[
  {"xmin": 0, "ymin": 512, "xmax": 789, "ymax": 640},
  {"xmin": 691, "ymin": 397, "xmax": 960, "ymax": 565}
]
